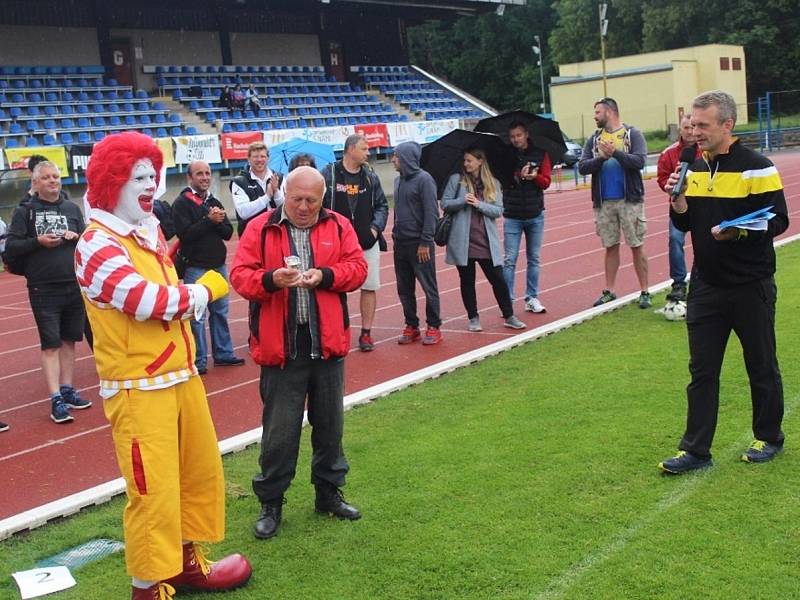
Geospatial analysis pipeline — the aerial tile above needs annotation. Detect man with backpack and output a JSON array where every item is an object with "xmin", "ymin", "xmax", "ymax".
[{"xmin": 4, "ymin": 161, "xmax": 91, "ymax": 424}]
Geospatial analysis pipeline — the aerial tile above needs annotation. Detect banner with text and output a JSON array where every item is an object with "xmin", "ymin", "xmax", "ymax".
[
  {"xmin": 173, "ymin": 134, "xmax": 221, "ymax": 165},
  {"xmin": 221, "ymin": 131, "xmax": 263, "ymax": 160},
  {"xmin": 355, "ymin": 123, "xmax": 390, "ymax": 148},
  {"xmin": 4, "ymin": 145, "xmax": 69, "ymax": 176}
]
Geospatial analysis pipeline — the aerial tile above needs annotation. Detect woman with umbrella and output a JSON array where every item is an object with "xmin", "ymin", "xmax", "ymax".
[{"xmin": 440, "ymin": 147, "xmax": 527, "ymax": 332}]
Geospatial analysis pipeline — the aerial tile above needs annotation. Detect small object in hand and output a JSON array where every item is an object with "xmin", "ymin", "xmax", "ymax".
[{"xmin": 284, "ymin": 255, "xmax": 301, "ymax": 270}]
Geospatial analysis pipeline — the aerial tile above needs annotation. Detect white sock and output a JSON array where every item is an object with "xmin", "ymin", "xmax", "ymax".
[{"xmin": 131, "ymin": 578, "xmax": 157, "ymax": 589}]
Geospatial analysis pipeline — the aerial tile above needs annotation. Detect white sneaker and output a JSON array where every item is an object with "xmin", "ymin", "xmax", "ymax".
[
  {"xmin": 525, "ymin": 297, "xmax": 546, "ymax": 313},
  {"xmin": 467, "ymin": 317, "xmax": 482, "ymax": 332}
]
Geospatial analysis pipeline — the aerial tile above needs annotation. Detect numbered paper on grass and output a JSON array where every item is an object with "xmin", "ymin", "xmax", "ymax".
[{"xmin": 12, "ymin": 566, "xmax": 76, "ymax": 599}]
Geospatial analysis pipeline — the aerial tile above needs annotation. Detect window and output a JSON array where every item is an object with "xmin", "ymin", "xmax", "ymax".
[
  {"xmin": 720, "ymin": 57, "xmax": 730, "ymax": 70},
  {"xmin": 732, "ymin": 57, "xmax": 742, "ymax": 70}
]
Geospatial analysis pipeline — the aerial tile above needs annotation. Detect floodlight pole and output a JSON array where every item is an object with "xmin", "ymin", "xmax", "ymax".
[
  {"xmin": 532, "ymin": 35, "xmax": 547, "ymax": 113},
  {"xmin": 599, "ymin": 2, "xmax": 608, "ymax": 97}
]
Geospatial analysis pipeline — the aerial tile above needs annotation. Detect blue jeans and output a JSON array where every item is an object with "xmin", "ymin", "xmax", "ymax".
[
  {"xmin": 503, "ymin": 213, "xmax": 545, "ymax": 301},
  {"xmin": 184, "ymin": 265, "xmax": 237, "ymax": 368},
  {"xmin": 669, "ymin": 221, "xmax": 687, "ymax": 284}
]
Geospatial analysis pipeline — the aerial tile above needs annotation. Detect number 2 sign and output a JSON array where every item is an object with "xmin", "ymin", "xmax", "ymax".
[{"xmin": 12, "ymin": 566, "xmax": 76, "ymax": 599}]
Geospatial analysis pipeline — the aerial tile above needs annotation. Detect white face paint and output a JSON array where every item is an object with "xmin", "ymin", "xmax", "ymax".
[{"xmin": 114, "ymin": 159, "xmax": 157, "ymax": 225}]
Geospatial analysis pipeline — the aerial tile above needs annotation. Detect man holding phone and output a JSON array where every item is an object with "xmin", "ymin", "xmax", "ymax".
[{"xmin": 502, "ymin": 121, "xmax": 552, "ymax": 314}]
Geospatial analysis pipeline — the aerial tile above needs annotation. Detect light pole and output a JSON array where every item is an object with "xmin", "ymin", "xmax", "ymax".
[
  {"xmin": 599, "ymin": 2, "xmax": 608, "ymax": 97},
  {"xmin": 532, "ymin": 35, "xmax": 546, "ymax": 114}
]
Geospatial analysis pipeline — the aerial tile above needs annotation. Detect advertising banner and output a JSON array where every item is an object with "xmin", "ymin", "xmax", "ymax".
[
  {"xmin": 354, "ymin": 123, "xmax": 390, "ymax": 148},
  {"xmin": 410, "ymin": 119, "xmax": 459, "ymax": 144},
  {"xmin": 4, "ymin": 146, "xmax": 69, "ymax": 177},
  {"xmin": 303, "ymin": 125, "xmax": 354, "ymax": 152},
  {"xmin": 220, "ymin": 131, "xmax": 263, "ymax": 160},
  {"xmin": 173, "ymin": 134, "xmax": 221, "ymax": 165}
]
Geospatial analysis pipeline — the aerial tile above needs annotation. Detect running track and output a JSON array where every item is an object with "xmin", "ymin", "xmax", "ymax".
[{"xmin": 1, "ymin": 153, "xmax": 799, "ymax": 525}]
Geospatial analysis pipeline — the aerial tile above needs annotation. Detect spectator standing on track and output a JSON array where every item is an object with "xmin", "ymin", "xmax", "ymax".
[
  {"xmin": 441, "ymin": 148, "xmax": 526, "ymax": 332},
  {"xmin": 172, "ymin": 160, "xmax": 245, "ymax": 375},
  {"xmin": 4, "ymin": 161, "xmax": 91, "ymax": 424},
  {"xmin": 0, "ymin": 213, "xmax": 6, "ymax": 433},
  {"xmin": 578, "ymin": 97, "xmax": 651, "ymax": 309},
  {"xmin": 659, "ymin": 90, "xmax": 789, "ymax": 474},
  {"xmin": 502, "ymin": 121, "xmax": 552, "ymax": 314},
  {"xmin": 230, "ymin": 166, "xmax": 367, "ymax": 540},
  {"xmin": 76, "ymin": 132, "xmax": 252, "ymax": 598},
  {"xmin": 19, "ymin": 154, "xmax": 48, "ymax": 205},
  {"xmin": 322, "ymin": 134, "xmax": 389, "ymax": 352},
  {"xmin": 231, "ymin": 141, "xmax": 283, "ymax": 237},
  {"xmin": 390, "ymin": 141, "xmax": 443, "ymax": 345},
  {"xmin": 279, "ymin": 154, "xmax": 316, "ymax": 197},
  {"xmin": 657, "ymin": 114, "xmax": 701, "ymax": 302}
]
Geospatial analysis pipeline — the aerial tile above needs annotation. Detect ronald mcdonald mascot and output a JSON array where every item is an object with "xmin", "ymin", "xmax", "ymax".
[{"xmin": 75, "ymin": 132, "xmax": 251, "ymax": 600}]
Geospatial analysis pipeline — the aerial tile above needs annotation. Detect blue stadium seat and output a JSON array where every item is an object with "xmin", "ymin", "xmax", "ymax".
[
  {"xmin": 221, "ymin": 123, "xmax": 232, "ymax": 133},
  {"xmin": 110, "ymin": 116, "xmax": 122, "ymax": 126},
  {"xmin": 168, "ymin": 113, "xmax": 181, "ymax": 123},
  {"xmin": 61, "ymin": 118, "xmax": 75, "ymax": 129},
  {"xmin": 44, "ymin": 105, "xmax": 58, "ymax": 117},
  {"xmin": 141, "ymin": 128, "xmax": 153, "ymax": 137},
  {"xmin": 26, "ymin": 136, "xmax": 40, "ymax": 146},
  {"xmin": 235, "ymin": 122, "xmax": 246, "ymax": 132},
  {"xmin": 170, "ymin": 126, "xmax": 182, "ymax": 136},
  {"xmin": 122, "ymin": 102, "xmax": 134, "ymax": 112},
  {"xmin": 93, "ymin": 116, "xmax": 106, "ymax": 127},
  {"xmin": 26, "ymin": 120, "xmax": 40, "ymax": 132},
  {"xmin": 77, "ymin": 117, "xmax": 91, "ymax": 128},
  {"xmin": 247, "ymin": 122, "xmax": 259, "ymax": 132},
  {"xmin": 139, "ymin": 114, "xmax": 151, "ymax": 125},
  {"xmin": 9, "ymin": 122, "xmax": 24, "ymax": 134},
  {"xmin": 154, "ymin": 114, "xmax": 166, "ymax": 124},
  {"xmin": 43, "ymin": 133, "xmax": 57, "ymax": 145},
  {"xmin": 27, "ymin": 106, "xmax": 40, "ymax": 117},
  {"xmin": 135, "ymin": 89, "xmax": 148, "ymax": 99},
  {"xmin": 185, "ymin": 125, "xmax": 197, "ymax": 135},
  {"xmin": 43, "ymin": 118, "xmax": 57, "ymax": 129},
  {"xmin": 155, "ymin": 127, "xmax": 168, "ymax": 137},
  {"xmin": 124, "ymin": 115, "xmax": 137, "ymax": 126},
  {"xmin": 108, "ymin": 103, "xmax": 120, "ymax": 113},
  {"xmin": 5, "ymin": 138, "xmax": 20, "ymax": 148},
  {"xmin": 9, "ymin": 107, "xmax": 22, "ymax": 118},
  {"xmin": 94, "ymin": 131, "xmax": 105, "ymax": 141},
  {"xmin": 59, "ymin": 132, "xmax": 74, "ymax": 145},
  {"xmin": 77, "ymin": 131, "xmax": 92, "ymax": 143},
  {"xmin": 93, "ymin": 104, "xmax": 106, "ymax": 113}
]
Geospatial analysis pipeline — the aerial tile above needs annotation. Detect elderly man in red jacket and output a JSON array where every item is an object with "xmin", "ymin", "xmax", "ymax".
[
  {"xmin": 231, "ymin": 166, "xmax": 367, "ymax": 540},
  {"xmin": 657, "ymin": 114, "xmax": 702, "ymax": 301}
]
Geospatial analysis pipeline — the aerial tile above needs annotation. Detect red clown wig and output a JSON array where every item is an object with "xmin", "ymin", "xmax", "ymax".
[{"xmin": 86, "ymin": 131, "xmax": 164, "ymax": 211}]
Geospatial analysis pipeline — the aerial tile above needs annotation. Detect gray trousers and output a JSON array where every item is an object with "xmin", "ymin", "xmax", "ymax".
[
  {"xmin": 252, "ymin": 326, "xmax": 349, "ymax": 502},
  {"xmin": 393, "ymin": 241, "xmax": 442, "ymax": 328}
]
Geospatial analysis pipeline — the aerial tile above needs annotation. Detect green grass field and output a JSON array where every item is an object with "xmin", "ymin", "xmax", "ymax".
[{"xmin": 4, "ymin": 243, "xmax": 800, "ymax": 599}]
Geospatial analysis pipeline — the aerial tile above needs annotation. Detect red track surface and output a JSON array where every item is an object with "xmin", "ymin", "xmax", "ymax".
[{"xmin": 2, "ymin": 153, "xmax": 799, "ymax": 521}]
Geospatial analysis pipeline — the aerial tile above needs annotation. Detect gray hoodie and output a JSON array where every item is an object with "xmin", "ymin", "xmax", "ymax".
[{"xmin": 392, "ymin": 142, "xmax": 439, "ymax": 245}]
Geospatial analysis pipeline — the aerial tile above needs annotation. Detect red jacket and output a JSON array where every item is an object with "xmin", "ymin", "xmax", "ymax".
[
  {"xmin": 230, "ymin": 207, "xmax": 367, "ymax": 367},
  {"xmin": 656, "ymin": 139, "xmax": 702, "ymax": 194}
]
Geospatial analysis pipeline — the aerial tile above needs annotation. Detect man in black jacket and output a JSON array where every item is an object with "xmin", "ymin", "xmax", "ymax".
[
  {"xmin": 5, "ymin": 161, "xmax": 92, "ymax": 424},
  {"xmin": 230, "ymin": 142, "xmax": 283, "ymax": 237},
  {"xmin": 502, "ymin": 121, "xmax": 552, "ymax": 314},
  {"xmin": 173, "ymin": 160, "xmax": 244, "ymax": 374},
  {"xmin": 659, "ymin": 90, "xmax": 789, "ymax": 474},
  {"xmin": 322, "ymin": 134, "xmax": 388, "ymax": 351}
]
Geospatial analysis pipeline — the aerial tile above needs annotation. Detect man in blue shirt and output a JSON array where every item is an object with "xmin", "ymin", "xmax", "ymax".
[{"xmin": 578, "ymin": 98, "xmax": 651, "ymax": 308}]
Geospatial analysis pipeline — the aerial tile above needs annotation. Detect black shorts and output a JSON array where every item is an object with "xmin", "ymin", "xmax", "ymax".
[{"xmin": 29, "ymin": 284, "xmax": 85, "ymax": 350}]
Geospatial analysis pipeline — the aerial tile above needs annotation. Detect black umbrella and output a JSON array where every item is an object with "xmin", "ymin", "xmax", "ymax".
[
  {"xmin": 420, "ymin": 129, "xmax": 517, "ymax": 197},
  {"xmin": 474, "ymin": 110, "xmax": 568, "ymax": 164}
]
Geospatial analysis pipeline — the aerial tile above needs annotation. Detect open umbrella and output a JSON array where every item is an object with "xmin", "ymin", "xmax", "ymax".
[
  {"xmin": 268, "ymin": 137, "xmax": 336, "ymax": 174},
  {"xmin": 420, "ymin": 129, "xmax": 517, "ymax": 197},
  {"xmin": 474, "ymin": 110, "xmax": 568, "ymax": 164}
]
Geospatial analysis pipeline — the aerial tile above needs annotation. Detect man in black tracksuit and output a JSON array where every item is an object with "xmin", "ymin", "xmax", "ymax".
[
  {"xmin": 322, "ymin": 134, "xmax": 388, "ymax": 352},
  {"xmin": 173, "ymin": 160, "xmax": 244, "ymax": 374},
  {"xmin": 659, "ymin": 90, "xmax": 789, "ymax": 474}
]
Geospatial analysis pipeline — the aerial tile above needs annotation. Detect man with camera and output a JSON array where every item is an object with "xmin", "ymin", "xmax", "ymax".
[
  {"xmin": 230, "ymin": 141, "xmax": 283, "ymax": 237},
  {"xmin": 502, "ymin": 120, "xmax": 552, "ymax": 314},
  {"xmin": 4, "ymin": 160, "xmax": 91, "ymax": 424}
]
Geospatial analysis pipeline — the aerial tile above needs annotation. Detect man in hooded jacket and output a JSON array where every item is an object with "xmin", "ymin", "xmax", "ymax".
[{"xmin": 390, "ymin": 142, "xmax": 442, "ymax": 345}]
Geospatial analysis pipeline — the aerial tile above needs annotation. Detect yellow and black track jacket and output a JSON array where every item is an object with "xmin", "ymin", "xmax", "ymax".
[{"xmin": 670, "ymin": 140, "xmax": 788, "ymax": 287}]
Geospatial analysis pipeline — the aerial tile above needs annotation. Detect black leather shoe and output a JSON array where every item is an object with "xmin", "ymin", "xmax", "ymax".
[
  {"xmin": 215, "ymin": 357, "xmax": 245, "ymax": 367},
  {"xmin": 315, "ymin": 484, "xmax": 361, "ymax": 520},
  {"xmin": 254, "ymin": 497, "xmax": 284, "ymax": 539}
]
